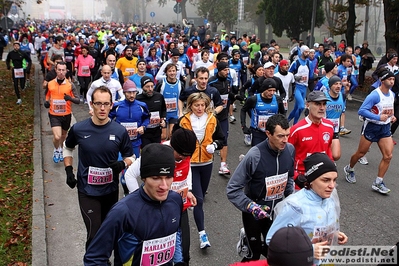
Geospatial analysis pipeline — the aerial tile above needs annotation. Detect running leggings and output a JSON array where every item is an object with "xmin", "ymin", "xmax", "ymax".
[
  {"xmin": 191, "ymin": 163, "xmax": 213, "ymax": 232},
  {"xmin": 78, "ymin": 190, "xmax": 119, "ymax": 250},
  {"xmin": 288, "ymin": 84, "xmax": 307, "ymax": 124},
  {"xmin": 241, "ymin": 211, "xmax": 273, "ymax": 262},
  {"xmin": 78, "ymin": 76, "xmax": 91, "ymax": 98},
  {"xmin": 12, "ymin": 70, "xmax": 26, "ymax": 99},
  {"xmin": 181, "ymin": 210, "xmax": 191, "ymax": 264}
]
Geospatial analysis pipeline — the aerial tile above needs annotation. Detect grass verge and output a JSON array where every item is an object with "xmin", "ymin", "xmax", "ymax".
[{"xmin": 0, "ymin": 62, "xmax": 34, "ymax": 266}]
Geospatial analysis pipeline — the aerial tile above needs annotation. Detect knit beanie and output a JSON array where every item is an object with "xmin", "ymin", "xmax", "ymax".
[
  {"xmin": 140, "ymin": 143, "xmax": 175, "ymax": 178},
  {"xmin": 170, "ymin": 128, "xmax": 197, "ymax": 157}
]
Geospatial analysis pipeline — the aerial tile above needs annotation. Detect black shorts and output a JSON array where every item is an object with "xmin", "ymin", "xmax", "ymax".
[
  {"xmin": 166, "ymin": 117, "xmax": 178, "ymax": 125},
  {"xmin": 48, "ymin": 113, "xmax": 72, "ymax": 131}
]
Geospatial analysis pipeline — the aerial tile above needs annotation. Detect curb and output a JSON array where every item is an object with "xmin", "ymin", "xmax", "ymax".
[{"xmin": 31, "ymin": 64, "xmax": 48, "ymax": 265}]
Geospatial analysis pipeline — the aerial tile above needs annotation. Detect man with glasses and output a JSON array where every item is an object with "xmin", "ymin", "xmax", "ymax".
[
  {"xmin": 63, "ymin": 86, "xmax": 135, "ymax": 253},
  {"xmin": 44, "ymin": 62, "xmax": 80, "ymax": 163}
]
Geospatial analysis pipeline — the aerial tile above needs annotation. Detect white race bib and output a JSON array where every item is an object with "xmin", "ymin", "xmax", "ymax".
[
  {"xmin": 140, "ymin": 233, "xmax": 176, "ymax": 266},
  {"xmin": 264, "ymin": 172, "xmax": 288, "ymax": 201}
]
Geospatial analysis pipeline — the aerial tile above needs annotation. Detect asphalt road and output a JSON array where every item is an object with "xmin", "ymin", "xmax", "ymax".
[{"xmin": 37, "ymin": 73, "xmax": 399, "ymax": 266}]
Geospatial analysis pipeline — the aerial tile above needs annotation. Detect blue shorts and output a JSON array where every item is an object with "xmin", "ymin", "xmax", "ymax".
[
  {"xmin": 219, "ymin": 119, "xmax": 229, "ymax": 146},
  {"xmin": 362, "ymin": 122, "xmax": 391, "ymax": 142}
]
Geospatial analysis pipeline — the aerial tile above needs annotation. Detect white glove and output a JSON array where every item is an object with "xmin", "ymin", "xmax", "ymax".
[{"xmin": 206, "ymin": 143, "xmax": 216, "ymax": 154}]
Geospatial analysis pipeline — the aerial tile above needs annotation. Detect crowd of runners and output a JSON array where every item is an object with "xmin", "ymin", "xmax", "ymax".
[{"xmin": 3, "ymin": 18, "xmax": 399, "ymax": 265}]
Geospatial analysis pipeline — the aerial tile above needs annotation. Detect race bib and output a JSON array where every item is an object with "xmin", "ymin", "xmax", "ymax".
[
  {"xmin": 14, "ymin": 68, "xmax": 24, "ymax": 78},
  {"xmin": 140, "ymin": 233, "xmax": 176, "ymax": 266},
  {"xmin": 82, "ymin": 66, "xmax": 90, "ymax": 75},
  {"xmin": 87, "ymin": 166, "xmax": 113, "ymax": 185},
  {"xmin": 121, "ymin": 122, "xmax": 138, "ymax": 140},
  {"xmin": 148, "ymin": 111, "xmax": 160, "ymax": 128},
  {"xmin": 52, "ymin": 99, "xmax": 67, "ymax": 114},
  {"xmin": 126, "ymin": 68, "xmax": 135, "ymax": 76},
  {"xmin": 221, "ymin": 94, "xmax": 228, "ymax": 109},
  {"xmin": 264, "ymin": 172, "xmax": 288, "ymax": 201},
  {"xmin": 257, "ymin": 115, "xmax": 271, "ymax": 132},
  {"xmin": 327, "ymin": 118, "xmax": 340, "ymax": 133},
  {"xmin": 242, "ymin": 56, "xmax": 248, "ymax": 65},
  {"xmin": 65, "ymin": 55, "xmax": 73, "ymax": 62},
  {"xmin": 312, "ymin": 223, "xmax": 336, "ymax": 245},
  {"xmin": 165, "ymin": 98, "xmax": 177, "ymax": 112},
  {"xmin": 171, "ymin": 180, "xmax": 189, "ymax": 204}
]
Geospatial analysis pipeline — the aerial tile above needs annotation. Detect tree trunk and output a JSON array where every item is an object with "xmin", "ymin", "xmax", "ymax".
[
  {"xmin": 345, "ymin": 0, "xmax": 356, "ymax": 47},
  {"xmin": 383, "ymin": 0, "xmax": 399, "ymax": 53},
  {"xmin": 258, "ymin": 11, "xmax": 266, "ymax": 42}
]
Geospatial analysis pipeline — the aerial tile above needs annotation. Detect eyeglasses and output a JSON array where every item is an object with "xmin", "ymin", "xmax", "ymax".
[{"xmin": 92, "ymin": 102, "xmax": 112, "ymax": 107}]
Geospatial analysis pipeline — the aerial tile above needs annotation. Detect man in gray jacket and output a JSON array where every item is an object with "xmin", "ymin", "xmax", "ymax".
[{"xmin": 226, "ymin": 114, "xmax": 295, "ymax": 262}]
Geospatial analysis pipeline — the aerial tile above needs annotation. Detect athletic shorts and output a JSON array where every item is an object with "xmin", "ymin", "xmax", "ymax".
[
  {"xmin": 219, "ymin": 119, "xmax": 229, "ymax": 146},
  {"xmin": 166, "ymin": 117, "xmax": 178, "ymax": 125},
  {"xmin": 48, "ymin": 113, "xmax": 72, "ymax": 131},
  {"xmin": 362, "ymin": 122, "xmax": 391, "ymax": 142}
]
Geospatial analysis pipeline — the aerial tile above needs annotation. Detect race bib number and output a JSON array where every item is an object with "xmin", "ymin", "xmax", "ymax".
[
  {"xmin": 148, "ymin": 111, "xmax": 160, "ymax": 128},
  {"xmin": 327, "ymin": 118, "xmax": 340, "ymax": 133},
  {"xmin": 165, "ymin": 98, "xmax": 177, "ymax": 112},
  {"xmin": 243, "ymin": 56, "xmax": 248, "ymax": 65},
  {"xmin": 312, "ymin": 223, "xmax": 336, "ymax": 245},
  {"xmin": 52, "ymin": 99, "xmax": 67, "ymax": 114},
  {"xmin": 171, "ymin": 180, "xmax": 189, "ymax": 204},
  {"xmin": 14, "ymin": 68, "xmax": 24, "ymax": 78},
  {"xmin": 82, "ymin": 66, "xmax": 90, "ymax": 75},
  {"xmin": 87, "ymin": 166, "xmax": 113, "ymax": 185},
  {"xmin": 140, "ymin": 233, "xmax": 176, "ymax": 266},
  {"xmin": 346, "ymin": 67, "xmax": 352, "ymax": 75},
  {"xmin": 221, "ymin": 94, "xmax": 228, "ymax": 109},
  {"xmin": 121, "ymin": 122, "xmax": 138, "ymax": 140},
  {"xmin": 264, "ymin": 172, "xmax": 288, "ymax": 201},
  {"xmin": 257, "ymin": 115, "xmax": 271, "ymax": 132},
  {"xmin": 126, "ymin": 68, "xmax": 135, "ymax": 76}
]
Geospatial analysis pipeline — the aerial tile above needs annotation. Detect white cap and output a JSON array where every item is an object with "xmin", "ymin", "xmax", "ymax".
[
  {"xmin": 314, "ymin": 42, "xmax": 319, "ymax": 48},
  {"xmin": 264, "ymin": 62, "xmax": 276, "ymax": 69}
]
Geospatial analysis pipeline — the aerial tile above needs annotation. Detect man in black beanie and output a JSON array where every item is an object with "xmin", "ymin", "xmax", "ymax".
[
  {"xmin": 124, "ymin": 128, "xmax": 198, "ymax": 264},
  {"xmin": 84, "ymin": 143, "xmax": 187, "ymax": 266},
  {"xmin": 136, "ymin": 76, "xmax": 167, "ymax": 147}
]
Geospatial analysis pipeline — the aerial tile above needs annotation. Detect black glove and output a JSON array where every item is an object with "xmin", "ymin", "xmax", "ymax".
[
  {"xmin": 65, "ymin": 166, "xmax": 77, "ymax": 189},
  {"xmin": 64, "ymin": 93, "xmax": 73, "ymax": 102},
  {"xmin": 289, "ymin": 94, "xmax": 294, "ymax": 102},
  {"xmin": 242, "ymin": 126, "xmax": 251, "ymax": 135},
  {"xmin": 44, "ymin": 101, "xmax": 50, "ymax": 108},
  {"xmin": 109, "ymin": 161, "xmax": 125, "ymax": 180},
  {"xmin": 235, "ymin": 95, "xmax": 245, "ymax": 102}
]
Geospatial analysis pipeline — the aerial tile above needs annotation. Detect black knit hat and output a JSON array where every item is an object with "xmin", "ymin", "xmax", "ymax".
[
  {"xmin": 324, "ymin": 62, "xmax": 336, "ymax": 73},
  {"xmin": 304, "ymin": 152, "xmax": 337, "ymax": 183},
  {"xmin": 217, "ymin": 62, "xmax": 229, "ymax": 71},
  {"xmin": 170, "ymin": 128, "xmax": 197, "ymax": 157},
  {"xmin": 259, "ymin": 78, "xmax": 276, "ymax": 93},
  {"xmin": 268, "ymin": 226, "xmax": 313, "ymax": 266},
  {"xmin": 140, "ymin": 143, "xmax": 175, "ymax": 178},
  {"xmin": 140, "ymin": 76, "xmax": 153, "ymax": 88}
]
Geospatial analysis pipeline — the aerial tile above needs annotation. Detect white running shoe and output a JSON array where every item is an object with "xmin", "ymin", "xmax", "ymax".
[
  {"xmin": 16, "ymin": 99, "xmax": 22, "ymax": 105},
  {"xmin": 358, "ymin": 156, "xmax": 368, "ymax": 165},
  {"xmin": 199, "ymin": 233, "xmax": 211, "ymax": 249}
]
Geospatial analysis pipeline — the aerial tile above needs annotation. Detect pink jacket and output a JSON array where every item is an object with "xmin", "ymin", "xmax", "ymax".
[{"xmin": 75, "ymin": 54, "xmax": 94, "ymax": 77}]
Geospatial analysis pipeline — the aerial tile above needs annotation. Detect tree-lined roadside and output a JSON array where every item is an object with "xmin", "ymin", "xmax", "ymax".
[{"xmin": 0, "ymin": 62, "xmax": 34, "ymax": 266}]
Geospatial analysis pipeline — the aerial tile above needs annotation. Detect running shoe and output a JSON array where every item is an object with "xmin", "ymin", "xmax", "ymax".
[
  {"xmin": 244, "ymin": 134, "xmax": 252, "ymax": 146},
  {"xmin": 229, "ymin": 115, "xmax": 236, "ymax": 123},
  {"xmin": 53, "ymin": 151, "xmax": 60, "ymax": 163},
  {"xmin": 59, "ymin": 150, "xmax": 64, "ymax": 162},
  {"xmin": 339, "ymin": 127, "xmax": 352, "ymax": 135},
  {"xmin": 346, "ymin": 94, "xmax": 353, "ymax": 100},
  {"xmin": 343, "ymin": 165, "xmax": 356, "ymax": 183},
  {"xmin": 219, "ymin": 164, "xmax": 231, "ymax": 175},
  {"xmin": 239, "ymin": 154, "xmax": 245, "ymax": 162},
  {"xmin": 393, "ymin": 139, "xmax": 397, "ymax": 145},
  {"xmin": 236, "ymin": 227, "xmax": 250, "ymax": 257},
  {"xmin": 358, "ymin": 156, "xmax": 368, "ymax": 165},
  {"xmin": 372, "ymin": 181, "xmax": 391, "ymax": 194},
  {"xmin": 200, "ymin": 233, "xmax": 211, "ymax": 249},
  {"xmin": 16, "ymin": 99, "xmax": 22, "ymax": 105},
  {"xmin": 233, "ymin": 103, "xmax": 237, "ymax": 111}
]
